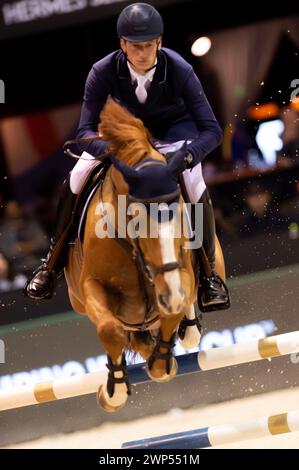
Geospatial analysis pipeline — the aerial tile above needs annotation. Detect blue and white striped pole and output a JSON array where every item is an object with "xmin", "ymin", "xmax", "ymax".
[{"xmin": 122, "ymin": 410, "xmax": 299, "ymax": 449}]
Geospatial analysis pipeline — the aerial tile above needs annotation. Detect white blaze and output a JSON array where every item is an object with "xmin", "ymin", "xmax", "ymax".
[{"xmin": 158, "ymin": 219, "xmax": 184, "ymax": 313}]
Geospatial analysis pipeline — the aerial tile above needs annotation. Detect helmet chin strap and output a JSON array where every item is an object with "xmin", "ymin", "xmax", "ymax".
[{"xmin": 145, "ymin": 61, "xmax": 158, "ymax": 72}]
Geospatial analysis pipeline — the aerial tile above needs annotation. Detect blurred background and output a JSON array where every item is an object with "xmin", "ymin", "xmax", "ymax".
[{"xmin": 0, "ymin": 0, "xmax": 299, "ymax": 448}]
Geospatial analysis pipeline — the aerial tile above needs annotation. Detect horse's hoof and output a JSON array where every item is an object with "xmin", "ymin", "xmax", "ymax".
[
  {"xmin": 146, "ymin": 356, "xmax": 178, "ymax": 383},
  {"xmin": 97, "ymin": 385, "xmax": 127, "ymax": 413}
]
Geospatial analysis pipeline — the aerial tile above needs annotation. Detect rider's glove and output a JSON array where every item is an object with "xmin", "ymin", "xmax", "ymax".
[{"xmin": 165, "ymin": 150, "xmax": 194, "ymax": 171}]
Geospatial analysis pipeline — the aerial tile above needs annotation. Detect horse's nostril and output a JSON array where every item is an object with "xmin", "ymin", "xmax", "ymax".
[{"xmin": 158, "ymin": 294, "xmax": 169, "ymax": 308}]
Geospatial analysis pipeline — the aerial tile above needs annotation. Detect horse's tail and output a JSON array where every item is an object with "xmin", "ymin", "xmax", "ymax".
[{"xmin": 99, "ymin": 100, "xmax": 152, "ymax": 158}]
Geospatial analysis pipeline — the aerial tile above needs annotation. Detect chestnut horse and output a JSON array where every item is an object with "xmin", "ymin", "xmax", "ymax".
[{"xmin": 65, "ymin": 101, "xmax": 201, "ymax": 412}]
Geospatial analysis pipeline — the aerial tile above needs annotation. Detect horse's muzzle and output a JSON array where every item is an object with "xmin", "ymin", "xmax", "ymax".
[{"xmin": 158, "ymin": 288, "xmax": 185, "ymax": 315}]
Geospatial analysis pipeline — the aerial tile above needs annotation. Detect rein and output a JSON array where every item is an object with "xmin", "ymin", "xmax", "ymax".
[{"xmin": 63, "ymin": 135, "xmax": 111, "ymax": 161}]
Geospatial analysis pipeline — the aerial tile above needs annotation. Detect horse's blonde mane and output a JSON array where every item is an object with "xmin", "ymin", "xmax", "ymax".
[{"xmin": 99, "ymin": 100, "xmax": 159, "ymax": 165}]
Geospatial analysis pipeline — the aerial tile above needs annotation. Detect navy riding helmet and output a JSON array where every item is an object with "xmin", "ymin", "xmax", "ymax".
[{"xmin": 117, "ymin": 3, "xmax": 164, "ymax": 42}]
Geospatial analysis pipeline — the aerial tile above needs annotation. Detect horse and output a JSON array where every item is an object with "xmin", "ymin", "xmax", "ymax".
[{"xmin": 65, "ymin": 100, "xmax": 202, "ymax": 412}]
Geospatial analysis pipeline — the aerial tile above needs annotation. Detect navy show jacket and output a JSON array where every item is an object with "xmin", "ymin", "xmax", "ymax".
[{"xmin": 77, "ymin": 47, "xmax": 223, "ymax": 167}]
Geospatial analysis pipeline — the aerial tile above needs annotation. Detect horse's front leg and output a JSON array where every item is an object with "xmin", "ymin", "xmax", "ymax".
[
  {"xmin": 146, "ymin": 312, "xmax": 184, "ymax": 382},
  {"xmin": 84, "ymin": 279, "xmax": 130, "ymax": 412}
]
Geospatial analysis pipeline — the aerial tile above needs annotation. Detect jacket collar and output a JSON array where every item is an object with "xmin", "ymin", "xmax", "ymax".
[{"xmin": 116, "ymin": 49, "xmax": 167, "ymax": 86}]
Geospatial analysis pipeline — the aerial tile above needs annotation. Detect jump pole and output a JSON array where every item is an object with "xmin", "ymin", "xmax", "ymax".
[
  {"xmin": 122, "ymin": 409, "xmax": 299, "ymax": 449},
  {"xmin": 1, "ymin": 330, "xmax": 299, "ymax": 412}
]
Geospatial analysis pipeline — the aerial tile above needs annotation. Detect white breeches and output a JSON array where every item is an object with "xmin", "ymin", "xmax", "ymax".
[
  {"xmin": 156, "ymin": 140, "xmax": 206, "ymax": 203},
  {"xmin": 70, "ymin": 142, "xmax": 206, "ymax": 201},
  {"xmin": 70, "ymin": 151, "xmax": 99, "ymax": 194}
]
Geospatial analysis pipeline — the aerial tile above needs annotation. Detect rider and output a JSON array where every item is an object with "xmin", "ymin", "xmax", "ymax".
[{"xmin": 24, "ymin": 2, "xmax": 230, "ymax": 310}]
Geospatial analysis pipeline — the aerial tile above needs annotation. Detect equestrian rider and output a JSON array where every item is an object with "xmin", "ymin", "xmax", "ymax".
[{"xmin": 24, "ymin": 2, "xmax": 230, "ymax": 310}]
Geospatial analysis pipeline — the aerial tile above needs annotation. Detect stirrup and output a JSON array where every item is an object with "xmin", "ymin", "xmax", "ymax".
[
  {"xmin": 23, "ymin": 267, "xmax": 56, "ymax": 301},
  {"xmin": 198, "ymin": 275, "xmax": 231, "ymax": 313}
]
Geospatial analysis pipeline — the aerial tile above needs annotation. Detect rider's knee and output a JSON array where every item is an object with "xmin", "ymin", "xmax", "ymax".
[{"xmin": 70, "ymin": 151, "xmax": 96, "ymax": 194}]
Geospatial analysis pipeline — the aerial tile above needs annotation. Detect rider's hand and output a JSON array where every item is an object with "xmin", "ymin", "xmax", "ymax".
[
  {"xmin": 165, "ymin": 150, "xmax": 193, "ymax": 170},
  {"xmin": 184, "ymin": 151, "xmax": 193, "ymax": 169}
]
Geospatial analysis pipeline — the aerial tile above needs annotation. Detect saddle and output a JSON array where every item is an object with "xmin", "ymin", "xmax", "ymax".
[{"xmin": 72, "ymin": 161, "xmax": 110, "ymax": 244}]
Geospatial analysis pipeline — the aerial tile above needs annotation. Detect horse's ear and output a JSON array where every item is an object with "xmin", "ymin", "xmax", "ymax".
[
  {"xmin": 167, "ymin": 143, "xmax": 188, "ymax": 178},
  {"xmin": 110, "ymin": 156, "xmax": 139, "ymax": 184}
]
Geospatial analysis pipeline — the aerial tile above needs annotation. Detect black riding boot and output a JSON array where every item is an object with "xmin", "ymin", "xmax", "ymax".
[
  {"xmin": 197, "ymin": 189, "xmax": 230, "ymax": 312},
  {"xmin": 24, "ymin": 174, "xmax": 77, "ymax": 301}
]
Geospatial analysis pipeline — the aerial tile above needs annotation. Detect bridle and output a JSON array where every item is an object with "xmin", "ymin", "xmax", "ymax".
[{"xmin": 130, "ymin": 228, "xmax": 184, "ymax": 286}]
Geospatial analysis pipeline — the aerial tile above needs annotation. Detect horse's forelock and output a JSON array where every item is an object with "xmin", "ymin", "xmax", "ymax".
[{"xmin": 99, "ymin": 101, "xmax": 152, "ymax": 163}]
